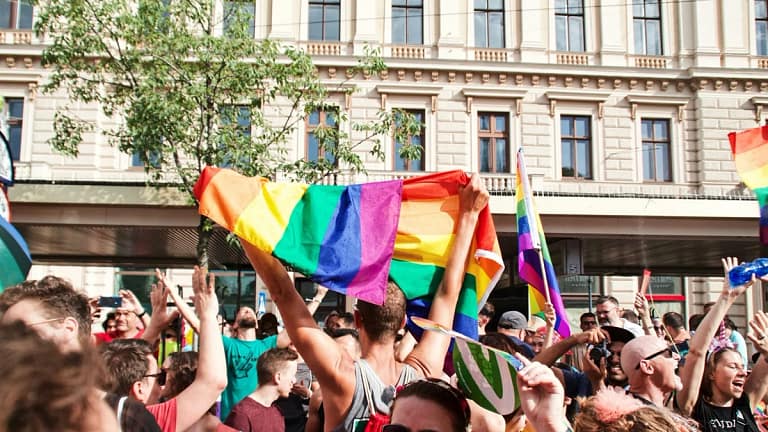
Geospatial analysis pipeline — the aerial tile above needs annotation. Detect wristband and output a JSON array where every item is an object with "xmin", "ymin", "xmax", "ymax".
[{"xmin": 136, "ymin": 310, "xmax": 147, "ymax": 318}]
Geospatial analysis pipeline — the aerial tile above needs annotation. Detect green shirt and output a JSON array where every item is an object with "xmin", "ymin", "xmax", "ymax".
[{"xmin": 220, "ymin": 334, "xmax": 278, "ymax": 420}]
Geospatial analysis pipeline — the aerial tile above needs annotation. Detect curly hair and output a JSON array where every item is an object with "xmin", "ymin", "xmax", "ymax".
[
  {"xmin": 0, "ymin": 276, "xmax": 91, "ymax": 344},
  {"xmin": 163, "ymin": 351, "xmax": 199, "ymax": 399},
  {"xmin": 355, "ymin": 281, "xmax": 405, "ymax": 341},
  {"xmin": 0, "ymin": 321, "xmax": 104, "ymax": 432}
]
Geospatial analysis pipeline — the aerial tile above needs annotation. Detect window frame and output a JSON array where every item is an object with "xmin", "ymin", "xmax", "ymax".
[
  {"xmin": 757, "ymin": 0, "xmax": 768, "ymax": 56},
  {"xmin": 222, "ymin": 0, "xmax": 256, "ymax": 37},
  {"xmin": 474, "ymin": 0, "xmax": 505, "ymax": 49},
  {"xmin": 1, "ymin": 0, "xmax": 33, "ymax": 30},
  {"xmin": 554, "ymin": 0, "xmax": 585, "ymax": 52},
  {"xmin": 633, "ymin": 0, "xmax": 663, "ymax": 55},
  {"xmin": 640, "ymin": 117, "xmax": 672, "ymax": 183},
  {"xmin": 305, "ymin": 108, "xmax": 339, "ymax": 164},
  {"xmin": 477, "ymin": 111, "xmax": 509, "ymax": 173},
  {"xmin": 560, "ymin": 114, "xmax": 593, "ymax": 180},
  {"xmin": 393, "ymin": 108, "xmax": 425, "ymax": 172},
  {"xmin": 392, "ymin": 0, "xmax": 423, "ymax": 45},
  {"xmin": 308, "ymin": 0, "xmax": 341, "ymax": 41}
]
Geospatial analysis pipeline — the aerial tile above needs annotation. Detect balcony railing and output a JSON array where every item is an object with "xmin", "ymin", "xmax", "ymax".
[
  {"xmin": 556, "ymin": 53, "xmax": 589, "ymax": 65},
  {"xmin": 474, "ymin": 48, "xmax": 508, "ymax": 62},
  {"xmin": 302, "ymin": 41, "xmax": 344, "ymax": 56},
  {"xmin": 632, "ymin": 55, "xmax": 668, "ymax": 69},
  {"xmin": 0, "ymin": 30, "xmax": 34, "ymax": 45},
  {"xmin": 390, "ymin": 45, "xmax": 425, "ymax": 59}
]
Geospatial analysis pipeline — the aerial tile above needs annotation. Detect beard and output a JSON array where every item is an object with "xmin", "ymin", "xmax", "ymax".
[{"xmin": 238, "ymin": 316, "xmax": 257, "ymax": 329}]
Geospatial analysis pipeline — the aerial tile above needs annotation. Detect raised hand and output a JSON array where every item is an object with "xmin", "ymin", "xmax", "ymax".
[
  {"xmin": 748, "ymin": 311, "xmax": 768, "ymax": 357},
  {"xmin": 634, "ymin": 292, "xmax": 648, "ymax": 317},
  {"xmin": 193, "ymin": 266, "xmax": 218, "ymax": 318},
  {"xmin": 119, "ymin": 289, "xmax": 144, "ymax": 314},
  {"xmin": 459, "ymin": 173, "xmax": 490, "ymax": 214},
  {"xmin": 544, "ymin": 302, "xmax": 556, "ymax": 328},
  {"xmin": 516, "ymin": 356, "xmax": 567, "ymax": 432},
  {"xmin": 722, "ymin": 257, "xmax": 753, "ymax": 300}
]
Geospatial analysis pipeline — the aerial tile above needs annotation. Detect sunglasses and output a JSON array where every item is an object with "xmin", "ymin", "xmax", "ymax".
[
  {"xmin": 635, "ymin": 347, "xmax": 674, "ymax": 369},
  {"xmin": 144, "ymin": 369, "xmax": 167, "ymax": 386},
  {"xmin": 383, "ymin": 426, "xmax": 439, "ymax": 432}
]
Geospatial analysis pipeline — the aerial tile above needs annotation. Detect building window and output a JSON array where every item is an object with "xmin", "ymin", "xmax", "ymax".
[
  {"xmin": 131, "ymin": 150, "xmax": 161, "ymax": 168},
  {"xmin": 5, "ymin": 98, "xmax": 23, "ymax": 161},
  {"xmin": 1, "ymin": 0, "xmax": 33, "ymax": 30},
  {"xmin": 219, "ymin": 105, "xmax": 251, "ymax": 167},
  {"xmin": 633, "ymin": 0, "xmax": 662, "ymax": 55},
  {"xmin": 478, "ymin": 112, "xmax": 509, "ymax": 173},
  {"xmin": 554, "ymin": 0, "xmax": 584, "ymax": 52},
  {"xmin": 641, "ymin": 118, "xmax": 671, "ymax": 182},
  {"xmin": 223, "ymin": 1, "xmax": 256, "ymax": 36},
  {"xmin": 560, "ymin": 115, "xmax": 592, "ymax": 179},
  {"xmin": 392, "ymin": 0, "xmax": 423, "ymax": 45},
  {"xmin": 758, "ymin": 0, "xmax": 768, "ymax": 56},
  {"xmin": 308, "ymin": 0, "xmax": 340, "ymax": 41},
  {"xmin": 306, "ymin": 109, "xmax": 337, "ymax": 163},
  {"xmin": 394, "ymin": 109, "xmax": 424, "ymax": 172},
  {"xmin": 474, "ymin": 0, "xmax": 504, "ymax": 48}
]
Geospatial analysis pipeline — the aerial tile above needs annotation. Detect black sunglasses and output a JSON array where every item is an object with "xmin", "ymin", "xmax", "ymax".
[
  {"xmin": 635, "ymin": 347, "xmax": 674, "ymax": 369},
  {"xmin": 144, "ymin": 369, "xmax": 167, "ymax": 386}
]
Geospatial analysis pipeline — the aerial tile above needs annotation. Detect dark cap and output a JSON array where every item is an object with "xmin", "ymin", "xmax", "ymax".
[
  {"xmin": 498, "ymin": 311, "xmax": 527, "ymax": 330},
  {"xmin": 601, "ymin": 326, "xmax": 635, "ymax": 345}
]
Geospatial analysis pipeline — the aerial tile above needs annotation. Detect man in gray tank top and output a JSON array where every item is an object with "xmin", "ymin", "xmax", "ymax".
[{"xmin": 241, "ymin": 174, "xmax": 489, "ymax": 431}]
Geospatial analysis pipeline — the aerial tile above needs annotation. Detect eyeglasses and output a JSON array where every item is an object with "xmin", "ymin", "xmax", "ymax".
[
  {"xmin": 595, "ymin": 307, "xmax": 616, "ymax": 316},
  {"xmin": 144, "ymin": 369, "xmax": 167, "ymax": 386},
  {"xmin": 635, "ymin": 347, "xmax": 674, "ymax": 369},
  {"xmin": 27, "ymin": 317, "xmax": 66, "ymax": 327},
  {"xmin": 581, "ymin": 320, "xmax": 597, "ymax": 327},
  {"xmin": 382, "ymin": 425, "xmax": 439, "ymax": 432}
]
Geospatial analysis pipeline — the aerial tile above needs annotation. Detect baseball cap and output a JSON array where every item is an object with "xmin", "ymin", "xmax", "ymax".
[
  {"xmin": 498, "ymin": 311, "xmax": 527, "ymax": 330},
  {"xmin": 526, "ymin": 315, "xmax": 546, "ymax": 333},
  {"xmin": 601, "ymin": 326, "xmax": 635, "ymax": 344}
]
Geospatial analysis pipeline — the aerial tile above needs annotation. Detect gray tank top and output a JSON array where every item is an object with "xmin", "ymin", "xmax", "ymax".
[{"xmin": 332, "ymin": 359, "xmax": 419, "ymax": 432}]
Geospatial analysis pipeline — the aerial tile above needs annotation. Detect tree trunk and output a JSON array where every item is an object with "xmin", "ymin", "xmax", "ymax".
[{"xmin": 196, "ymin": 215, "xmax": 211, "ymax": 270}]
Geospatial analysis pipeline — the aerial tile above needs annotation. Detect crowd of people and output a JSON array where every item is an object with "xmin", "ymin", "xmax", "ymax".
[{"xmin": 3, "ymin": 176, "xmax": 768, "ymax": 431}]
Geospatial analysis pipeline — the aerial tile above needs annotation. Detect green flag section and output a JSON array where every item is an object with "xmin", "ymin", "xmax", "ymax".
[{"xmin": 410, "ymin": 317, "xmax": 522, "ymax": 415}]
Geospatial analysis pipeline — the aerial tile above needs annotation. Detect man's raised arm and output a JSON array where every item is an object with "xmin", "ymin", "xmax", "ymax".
[{"xmin": 405, "ymin": 173, "xmax": 489, "ymax": 377}]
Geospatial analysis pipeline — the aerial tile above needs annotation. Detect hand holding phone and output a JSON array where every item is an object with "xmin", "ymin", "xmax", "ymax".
[{"xmin": 98, "ymin": 296, "xmax": 123, "ymax": 308}]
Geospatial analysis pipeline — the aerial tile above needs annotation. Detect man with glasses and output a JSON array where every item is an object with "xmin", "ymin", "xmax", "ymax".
[
  {"xmin": 595, "ymin": 295, "xmax": 644, "ymax": 337},
  {"xmin": 621, "ymin": 334, "xmax": 682, "ymax": 406}
]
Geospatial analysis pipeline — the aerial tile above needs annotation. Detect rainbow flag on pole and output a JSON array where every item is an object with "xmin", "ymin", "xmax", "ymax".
[
  {"xmin": 391, "ymin": 170, "xmax": 504, "ymax": 339},
  {"xmin": 516, "ymin": 149, "xmax": 571, "ymax": 337},
  {"xmin": 729, "ymin": 125, "xmax": 768, "ymax": 245},
  {"xmin": 194, "ymin": 167, "xmax": 402, "ymax": 305}
]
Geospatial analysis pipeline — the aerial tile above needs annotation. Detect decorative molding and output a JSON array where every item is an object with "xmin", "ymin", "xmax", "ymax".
[
  {"xmin": 431, "ymin": 71, "xmax": 439, "ymax": 82},
  {"xmin": 465, "ymin": 72, "xmax": 473, "ymax": 83},
  {"xmin": 414, "ymin": 70, "xmax": 422, "ymax": 81},
  {"xmin": 376, "ymin": 85, "xmax": 442, "ymax": 112},
  {"xmin": 752, "ymin": 97, "xmax": 768, "ymax": 122},
  {"xmin": 546, "ymin": 91, "xmax": 610, "ymax": 119},
  {"xmin": 515, "ymin": 74, "xmax": 524, "ymax": 86},
  {"xmin": 481, "ymin": 73, "xmax": 490, "ymax": 84},
  {"xmin": 28, "ymin": 83, "xmax": 37, "ymax": 101},
  {"xmin": 626, "ymin": 95, "xmax": 688, "ymax": 121},
  {"xmin": 447, "ymin": 72, "xmax": 455, "ymax": 83},
  {"xmin": 461, "ymin": 88, "xmax": 527, "ymax": 114},
  {"xmin": 498, "ymin": 73, "xmax": 507, "ymax": 84},
  {"xmin": 5, "ymin": 57, "xmax": 14, "ymax": 68}
]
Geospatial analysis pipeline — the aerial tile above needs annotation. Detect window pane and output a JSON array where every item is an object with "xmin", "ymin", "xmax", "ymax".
[
  {"xmin": 574, "ymin": 117, "xmax": 589, "ymax": 137},
  {"xmin": 562, "ymin": 140, "xmax": 573, "ymax": 176},
  {"xmin": 556, "ymin": 16, "xmax": 568, "ymax": 51},
  {"xmin": 392, "ymin": 0, "xmax": 406, "ymax": 5},
  {"xmin": 308, "ymin": 111, "xmax": 320, "ymax": 125},
  {"xmin": 474, "ymin": 12, "xmax": 487, "ymax": 46},
  {"xmin": 393, "ymin": 9, "xmax": 406, "ymax": 44},
  {"xmin": 496, "ymin": 139, "xmax": 507, "ymax": 172},
  {"xmin": 474, "ymin": 0, "xmax": 487, "ymax": 9},
  {"xmin": 479, "ymin": 114, "xmax": 490, "ymax": 131},
  {"xmin": 653, "ymin": 120, "xmax": 668, "ymax": 139},
  {"xmin": 407, "ymin": 8, "xmax": 423, "ymax": 44},
  {"xmin": 555, "ymin": 0, "xmax": 567, "ymax": 14},
  {"xmin": 325, "ymin": 112, "xmax": 337, "ymax": 127},
  {"xmin": 308, "ymin": 6, "xmax": 323, "ymax": 40},
  {"xmin": 495, "ymin": 115, "xmax": 506, "ymax": 132},
  {"xmin": 646, "ymin": 20, "xmax": 661, "ymax": 55},
  {"xmin": 325, "ymin": 5, "xmax": 340, "ymax": 40},
  {"xmin": 634, "ymin": 20, "xmax": 646, "ymax": 54},
  {"xmin": 568, "ymin": 0, "xmax": 583, "ymax": 14},
  {"xmin": 656, "ymin": 144, "xmax": 670, "ymax": 181},
  {"xmin": 577, "ymin": 140, "xmax": 591, "ymax": 178},
  {"xmin": 758, "ymin": 1, "xmax": 768, "ymax": 19},
  {"xmin": 131, "ymin": 152, "xmax": 142, "ymax": 167},
  {"xmin": 489, "ymin": 0, "xmax": 502, "ymax": 9},
  {"xmin": 19, "ymin": 2, "xmax": 34, "ymax": 29},
  {"xmin": 561, "ymin": 116, "xmax": 573, "ymax": 135},
  {"xmin": 645, "ymin": 0, "xmax": 660, "ymax": 18},
  {"xmin": 643, "ymin": 143, "xmax": 653, "ymax": 180},
  {"xmin": 8, "ymin": 100, "xmax": 23, "ymax": 118},
  {"xmin": 569, "ymin": 16, "xmax": 584, "ymax": 51},
  {"xmin": 308, "ymin": 134, "xmax": 320, "ymax": 161},
  {"xmin": 759, "ymin": 22, "xmax": 768, "ymax": 56},
  {"xmin": 480, "ymin": 138, "xmax": 490, "ymax": 172},
  {"xmin": 409, "ymin": 0, "xmax": 422, "ymax": 6},
  {"xmin": 488, "ymin": 12, "xmax": 504, "ymax": 48},
  {"xmin": 641, "ymin": 120, "xmax": 653, "ymax": 139},
  {"xmin": 8, "ymin": 125, "xmax": 21, "ymax": 161},
  {"xmin": 633, "ymin": 0, "xmax": 644, "ymax": 17},
  {"xmin": 0, "ymin": 0, "xmax": 10, "ymax": 28}
]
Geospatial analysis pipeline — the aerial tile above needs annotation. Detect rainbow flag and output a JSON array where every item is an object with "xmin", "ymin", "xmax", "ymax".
[
  {"xmin": 194, "ymin": 167, "xmax": 402, "ymax": 305},
  {"xmin": 729, "ymin": 125, "xmax": 768, "ymax": 244},
  {"xmin": 516, "ymin": 149, "xmax": 571, "ymax": 337},
  {"xmin": 390, "ymin": 170, "xmax": 504, "ymax": 340}
]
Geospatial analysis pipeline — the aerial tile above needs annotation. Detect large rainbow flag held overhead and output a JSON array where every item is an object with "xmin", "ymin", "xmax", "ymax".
[
  {"xmin": 194, "ymin": 167, "xmax": 402, "ymax": 305},
  {"xmin": 729, "ymin": 125, "xmax": 768, "ymax": 245},
  {"xmin": 391, "ymin": 170, "xmax": 505, "ymax": 339},
  {"xmin": 194, "ymin": 168, "xmax": 504, "ymax": 338},
  {"xmin": 516, "ymin": 149, "xmax": 571, "ymax": 337}
]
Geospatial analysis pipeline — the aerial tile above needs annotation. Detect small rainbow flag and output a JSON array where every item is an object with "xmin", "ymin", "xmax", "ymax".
[
  {"xmin": 729, "ymin": 125, "xmax": 768, "ymax": 244},
  {"xmin": 194, "ymin": 167, "xmax": 402, "ymax": 305},
  {"xmin": 391, "ymin": 170, "xmax": 504, "ymax": 340},
  {"xmin": 516, "ymin": 149, "xmax": 571, "ymax": 337}
]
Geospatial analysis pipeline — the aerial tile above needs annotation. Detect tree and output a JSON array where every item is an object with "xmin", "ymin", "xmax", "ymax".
[{"xmin": 34, "ymin": 0, "xmax": 422, "ymax": 268}]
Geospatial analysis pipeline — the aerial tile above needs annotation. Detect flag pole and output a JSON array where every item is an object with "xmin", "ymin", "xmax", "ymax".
[{"xmin": 536, "ymin": 247, "xmax": 551, "ymax": 304}]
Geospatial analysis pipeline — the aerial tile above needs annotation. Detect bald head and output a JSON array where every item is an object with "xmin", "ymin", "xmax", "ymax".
[
  {"xmin": 621, "ymin": 335, "xmax": 681, "ymax": 400},
  {"xmin": 621, "ymin": 336, "xmax": 668, "ymax": 382}
]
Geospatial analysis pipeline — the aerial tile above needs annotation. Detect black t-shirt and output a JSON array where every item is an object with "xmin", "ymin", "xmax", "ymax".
[{"xmin": 693, "ymin": 394, "xmax": 759, "ymax": 432}]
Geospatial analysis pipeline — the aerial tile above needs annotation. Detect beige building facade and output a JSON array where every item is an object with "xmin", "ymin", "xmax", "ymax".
[{"xmin": 2, "ymin": 0, "xmax": 768, "ymax": 332}]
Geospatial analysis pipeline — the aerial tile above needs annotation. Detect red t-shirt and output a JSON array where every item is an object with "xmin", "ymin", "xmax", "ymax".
[
  {"xmin": 93, "ymin": 328, "xmax": 146, "ymax": 345},
  {"xmin": 147, "ymin": 398, "xmax": 177, "ymax": 432},
  {"xmin": 224, "ymin": 397, "xmax": 284, "ymax": 432}
]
